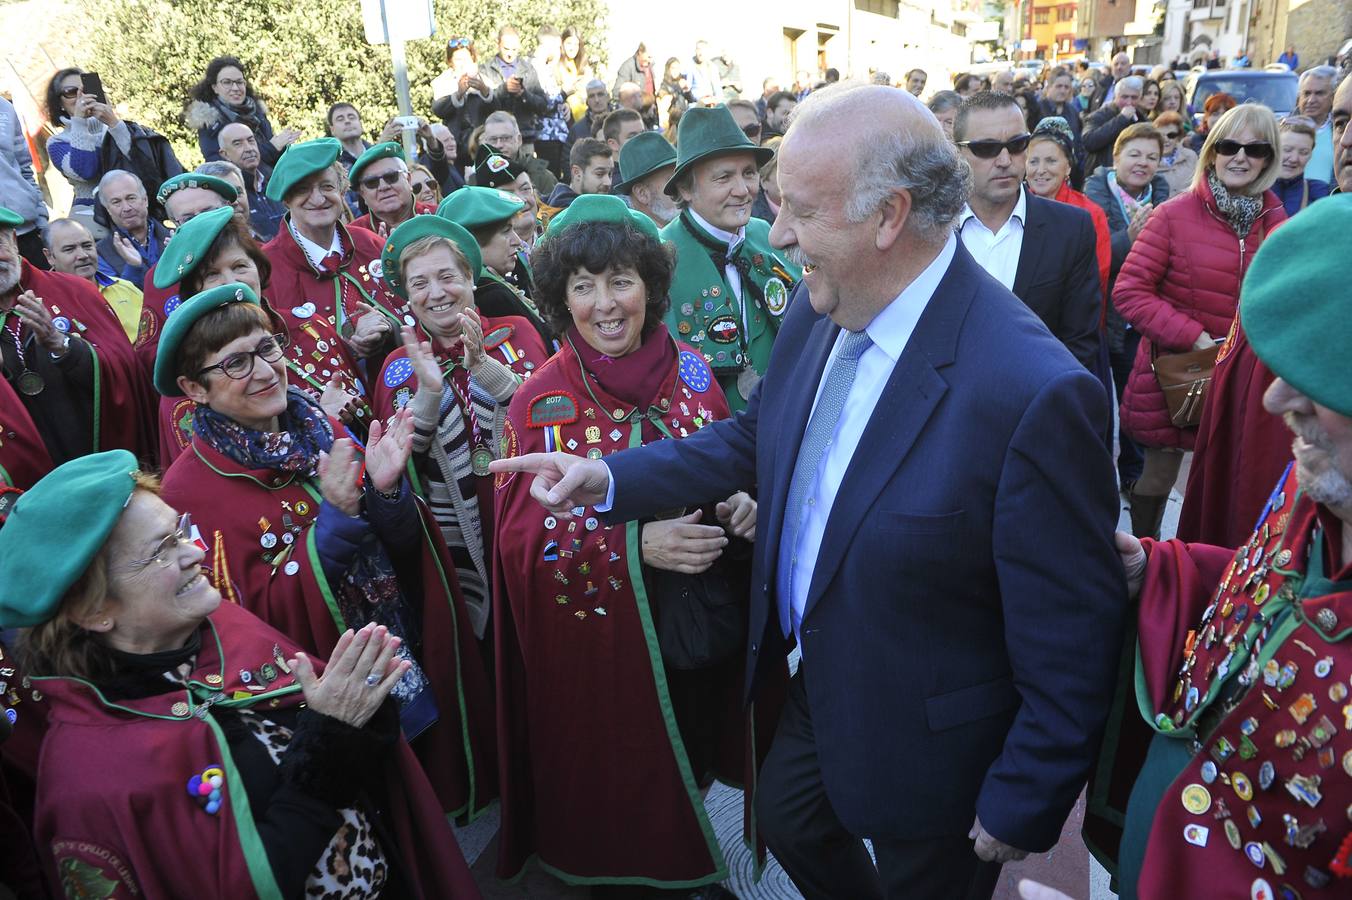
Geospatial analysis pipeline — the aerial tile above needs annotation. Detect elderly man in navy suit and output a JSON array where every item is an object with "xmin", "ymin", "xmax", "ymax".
[{"xmin": 493, "ymin": 83, "xmax": 1127, "ymax": 899}]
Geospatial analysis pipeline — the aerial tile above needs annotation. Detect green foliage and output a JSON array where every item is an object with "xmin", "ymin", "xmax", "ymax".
[{"xmin": 73, "ymin": 0, "xmax": 607, "ymax": 166}]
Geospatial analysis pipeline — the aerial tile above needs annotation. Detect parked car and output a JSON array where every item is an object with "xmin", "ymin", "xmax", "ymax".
[{"xmin": 1184, "ymin": 68, "xmax": 1298, "ymax": 126}]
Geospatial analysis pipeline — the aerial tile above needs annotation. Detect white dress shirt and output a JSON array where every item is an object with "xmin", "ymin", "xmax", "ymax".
[
  {"xmin": 287, "ymin": 220, "xmax": 342, "ymax": 272},
  {"xmin": 778, "ymin": 233, "xmax": 958, "ymax": 646},
  {"xmin": 687, "ymin": 208, "xmax": 745, "ymax": 303},
  {"xmin": 958, "ymin": 186, "xmax": 1026, "ymax": 291}
]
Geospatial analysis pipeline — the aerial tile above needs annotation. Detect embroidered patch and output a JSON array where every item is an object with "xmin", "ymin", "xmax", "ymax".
[
  {"xmin": 172, "ymin": 398, "xmax": 196, "ymax": 451},
  {"xmin": 394, "ymin": 386, "xmax": 412, "ymax": 410},
  {"xmin": 707, "ymin": 315, "xmax": 739, "ymax": 344},
  {"xmin": 764, "ymin": 276, "xmax": 789, "ymax": 316},
  {"xmin": 163, "ymin": 294, "xmax": 181, "ymax": 317},
  {"xmin": 526, "ymin": 391, "xmax": 579, "ymax": 428},
  {"xmin": 134, "ymin": 307, "xmax": 158, "ymax": 348},
  {"xmin": 678, "ymin": 350, "xmax": 712, "ymax": 393},
  {"xmin": 383, "ymin": 357, "xmax": 414, "ymax": 388},
  {"xmin": 483, "ymin": 324, "xmax": 514, "ymax": 349},
  {"xmin": 488, "ymin": 155, "xmax": 511, "ymax": 173},
  {"xmin": 52, "ymin": 838, "xmax": 139, "ymax": 897}
]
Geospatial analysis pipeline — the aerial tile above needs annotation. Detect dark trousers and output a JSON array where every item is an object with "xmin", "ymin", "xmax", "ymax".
[
  {"xmin": 755, "ymin": 668, "xmax": 1003, "ymax": 900},
  {"xmin": 16, "ymin": 230, "xmax": 48, "ymax": 270},
  {"xmin": 1110, "ymin": 326, "xmax": 1143, "ymax": 484}
]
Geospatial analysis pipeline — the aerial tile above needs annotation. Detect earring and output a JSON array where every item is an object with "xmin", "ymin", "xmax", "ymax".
[{"xmin": 101, "ymin": 620, "xmax": 111, "ymax": 628}]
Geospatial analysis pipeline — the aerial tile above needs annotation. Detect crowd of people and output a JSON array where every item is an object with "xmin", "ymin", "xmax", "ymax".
[{"xmin": 0, "ymin": 21, "xmax": 1351, "ymax": 900}]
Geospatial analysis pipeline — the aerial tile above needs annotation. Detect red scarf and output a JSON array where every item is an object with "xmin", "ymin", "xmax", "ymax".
[{"xmin": 568, "ymin": 323, "xmax": 676, "ymax": 411}]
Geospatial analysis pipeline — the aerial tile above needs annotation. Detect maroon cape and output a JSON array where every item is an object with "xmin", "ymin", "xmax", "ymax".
[
  {"xmin": 32, "ymin": 600, "xmax": 479, "ymax": 899},
  {"xmin": 0, "ymin": 372, "xmax": 52, "ymax": 489},
  {"xmin": 262, "ymin": 221, "xmax": 413, "ymax": 405},
  {"xmin": 19, "ymin": 263, "xmax": 156, "ymax": 464},
  {"xmin": 160, "ymin": 424, "xmax": 495, "ymax": 818},
  {"xmin": 1176, "ymin": 316, "xmax": 1293, "ymax": 548},
  {"xmin": 1130, "ymin": 468, "xmax": 1352, "ymax": 897},
  {"xmin": 492, "ymin": 332, "xmax": 781, "ymax": 885}
]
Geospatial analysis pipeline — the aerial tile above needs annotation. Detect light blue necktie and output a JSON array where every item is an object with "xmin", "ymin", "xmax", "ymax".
[{"xmin": 778, "ymin": 328, "xmax": 874, "ymax": 639}]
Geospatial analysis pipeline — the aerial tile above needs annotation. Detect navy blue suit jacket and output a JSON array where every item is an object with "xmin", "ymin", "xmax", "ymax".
[
  {"xmin": 1012, "ymin": 193, "xmax": 1102, "ymax": 373},
  {"xmin": 607, "ymin": 242, "xmax": 1127, "ymax": 851}
]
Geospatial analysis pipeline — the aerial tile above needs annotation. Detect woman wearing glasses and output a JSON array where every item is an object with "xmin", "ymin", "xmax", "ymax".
[
  {"xmin": 185, "ymin": 56, "xmax": 299, "ymax": 168},
  {"xmin": 0, "ymin": 451, "xmax": 479, "ymax": 898},
  {"xmin": 1114, "ymin": 104, "xmax": 1286, "ymax": 538},
  {"xmin": 151, "ymin": 273, "xmax": 496, "ymax": 820},
  {"xmin": 1151, "ymin": 111, "xmax": 1198, "ymax": 196}
]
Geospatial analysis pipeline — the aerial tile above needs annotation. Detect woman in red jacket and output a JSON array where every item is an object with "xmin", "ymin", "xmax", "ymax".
[{"xmin": 1114, "ymin": 104, "xmax": 1286, "ymax": 538}]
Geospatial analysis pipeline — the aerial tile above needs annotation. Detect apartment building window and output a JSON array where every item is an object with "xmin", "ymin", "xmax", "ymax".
[
  {"xmin": 855, "ymin": 0, "xmax": 900, "ymax": 16},
  {"xmin": 1057, "ymin": 6, "xmax": 1075, "ymax": 21},
  {"xmin": 1034, "ymin": 10, "xmax": 1050, "ymax": 24}
]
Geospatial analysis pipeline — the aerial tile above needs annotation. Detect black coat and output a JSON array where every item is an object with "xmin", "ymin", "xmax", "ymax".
[
  {"xmin": 97, "ymin": 120, "xmax": 184, "ymax": 223},
  {"xmin": 1081, "ymin": 103, "xmax": 1136, "ymax": 173},
  {"xmin": 477, "ymin": 56, "xmax": 550, "ymax": 141},
  {"xmin": 1009, "ymin": 192, "xmax": 1102, "ymax": 373}
]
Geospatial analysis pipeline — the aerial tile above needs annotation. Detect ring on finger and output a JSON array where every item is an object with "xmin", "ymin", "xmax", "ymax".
[{"xmin": 365, "ymin": 672, "xmax": 381, "ymax": 687}]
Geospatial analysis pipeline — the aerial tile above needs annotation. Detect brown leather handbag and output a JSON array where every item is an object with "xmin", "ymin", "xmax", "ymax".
[{"xmin": 1151, "ymin": 342, "xmax": 1220, "ymax": 429}]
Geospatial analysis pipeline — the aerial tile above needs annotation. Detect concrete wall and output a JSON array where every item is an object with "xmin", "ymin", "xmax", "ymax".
[{"xmin": 1284, "ymin": 0, "xmax": 1352, "ymax": 67}]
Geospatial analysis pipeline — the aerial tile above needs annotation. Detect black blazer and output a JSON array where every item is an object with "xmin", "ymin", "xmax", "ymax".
[
  {"xmin": 1012, "ymin": 192, "xmax": 1102, "ymax": 372},
  {"xmin": 607, "ymin": 242, "xmax": 1127, "ymax": 851}
]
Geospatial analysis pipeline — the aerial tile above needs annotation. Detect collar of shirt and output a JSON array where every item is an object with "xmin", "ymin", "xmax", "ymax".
[
  {"xmin": 860, "ymin": 231, "xmax": 957, "ymax": 363},
  {"xmin": 687, "ymin": 208, "xmax": 745, "ymax": 253},
  {"xmin": 958, "ymin": 184, "xmax": 1027, "ymax": 237},
  {"xmin": 287, "ymin": 218, "xmax": 341, "ymax": 271},
  {"xmin": 94, "ymin": 271, "xmax": 117, "ymax": 289}
]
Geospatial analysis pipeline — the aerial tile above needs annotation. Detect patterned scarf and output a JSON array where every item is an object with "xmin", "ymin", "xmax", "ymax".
[
  {"xmin": 193, "ymin": 386, "xmax": 334, "ymax": 476},
  {"xmin": 1207, "ymin": 169, "xmax": 1263, "ymax": 239}
]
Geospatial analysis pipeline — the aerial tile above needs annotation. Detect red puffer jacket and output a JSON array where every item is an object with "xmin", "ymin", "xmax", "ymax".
[{"xmin": 1114, "ymin": 176, "xmax": 1286, "ymax": 449}]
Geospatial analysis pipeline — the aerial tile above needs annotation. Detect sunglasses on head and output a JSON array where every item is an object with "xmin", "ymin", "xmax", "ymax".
[
  {"xmin": 957, "ymin": 134, "xmax": 1031, "ymax": 159},
  {"xmin": 1214, "ymin": 139, "xmax": 1273, "ymax": 160},
  {"xmin": 447, "ymin": 37, "xmax": 472, "ymax": 49},
  {"xmin": 360, "ymin": 171, "xmax": 404, "ymax": 190}
]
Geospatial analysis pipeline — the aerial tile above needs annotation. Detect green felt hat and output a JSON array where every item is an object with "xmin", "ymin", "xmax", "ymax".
[
  {"xmin": 437, "ymin": 185, "xmax": 525, "ymax": 233},
  {"xmin": 153, "ymin": 206, "xmax": 235, "ymax": 290},
  {"xmin": 0, "ymin": 450, "xmax": 139, "ymax": 628},
  {"xmin": 1241, "ymin": 194, "xmax": 1352, "ymax": 417},
  {"xmin": 611, "ymin": 132, "xmax": 678, "ymax": 195},
  {"xmin": 381, "ymin": 214, "xmax": 483, "ymax": 298},
  {"xmin": 0, "ymin": 206, "xmax": 25, "ymax": 228},
  {"xmin": 543, "ymin": 193, "xmax": 660, "ymax": 243},
  {"xmin": 265, "ymin": 137, "xmax": 342, "ymax": 202},
  {"xmin": 348, "ymin": 142, "xmax": 408, "ymax": 188},
  {"xmin": 156, "ymin": 172, "xmax": 238, "ymax": 207},
  {"xmin": 664, "ymin": 105, "xmax": 775, "ymax": 197},
  {"xmin": 153, "ymin": 282, "xmax": 261, "ymax": 397}
]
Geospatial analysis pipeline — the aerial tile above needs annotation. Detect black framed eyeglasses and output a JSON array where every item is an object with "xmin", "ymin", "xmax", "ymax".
[
  {"xmin": 216, "ymin": 77, "xmax": 246, "ymax": 89},
  {"xmin": 410, "ymin": 180, "xmax": 435, "ymax": 194},
  {"xmin": 957, "ymin": 134, "xmax": 1032, "ymax": 159},
  {"xmin": 360, "ymin": 171, "xmax": 404, "ymax": 191},
  {"xmin": 1214, "ymin": 139, "xmax": 1274, "ymax": 160},
  {"xmin": 195, "ymin": 333, "xmax": 289, "ymax": 381},
  {"xmin": 128, "ymin": 513, "xmax": 194, "ymax": 570}
]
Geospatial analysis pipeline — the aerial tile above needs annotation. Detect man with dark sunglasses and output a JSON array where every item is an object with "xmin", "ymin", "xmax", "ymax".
[
  {"xmin": 956, "ymin": 93, "xmax": 1105, "ymax": 389},
  {"xmin": 346, "ymin": 143, "xmax": 435, "ymax": 238}
]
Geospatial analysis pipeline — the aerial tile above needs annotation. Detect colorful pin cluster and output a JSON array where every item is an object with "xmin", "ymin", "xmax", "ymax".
[{"xmin": 187, "ymin": 764, "xmax": 225, "ymax": 815}]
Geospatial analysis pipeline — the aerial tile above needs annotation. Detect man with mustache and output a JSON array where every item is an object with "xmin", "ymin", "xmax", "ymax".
[
  {"xmin": 1114, "ymin": 194, "xmax": 1352, "ymax": 899},
  {"xmin": 660, "ymin": 105, "xmax": 801, "ymax": 412}
]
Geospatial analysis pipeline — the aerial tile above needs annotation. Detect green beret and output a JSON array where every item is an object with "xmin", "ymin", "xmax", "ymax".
[
  {"xmin": 1241, "ymin": 194, "xmax": 1352, "ymax": 417},
  {"xmin": 665, "ymin": 105, "xmax": 775, "ymax": 197},
  {"xmin": 265, "ymin": 137, "xmax": 342, "ymax": 202},
  {"xmin": 154, "ymin": 282, "xmax": 261, "ymax": 397},
  {"xmin": 543, "ymin": 193, "xmax": 660, "ymax": 244},
  {"xmin": 348, "ymin": 142, "xmax": 408, "ymax": 189},
  {"xmin": 153, "ymin": 206, "xmax": 235, "ymax": 290},
  {"xmin": 156, "ymin": 172, "xmax": 239, "ymax": 207},
  {"xmin": 0, "ymin": 206, "xmax": 24, "ymax": 228},
  {"xmin": 437, "ymin": 185, "xmax": 525, "ymax": 233},
  {"xmin": 0, "ymin": 450, "xmax": 138, "ymax": 628},
  {"xmin": 381, "ymin": 214, "xmax": 484, "ymax": 299},
  {"xmin": 611, "ymin": 132, "xmax": 677, "ymax": 194}
]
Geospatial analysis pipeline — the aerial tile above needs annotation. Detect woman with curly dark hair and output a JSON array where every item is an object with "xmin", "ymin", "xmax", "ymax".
[
  {"xmin": 184, "ymin": 56, "xmax": 299, "ymax": 167},
  {"xmin": 491, "ymin": 194, "xmax": 778, "ymax": 892}
]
